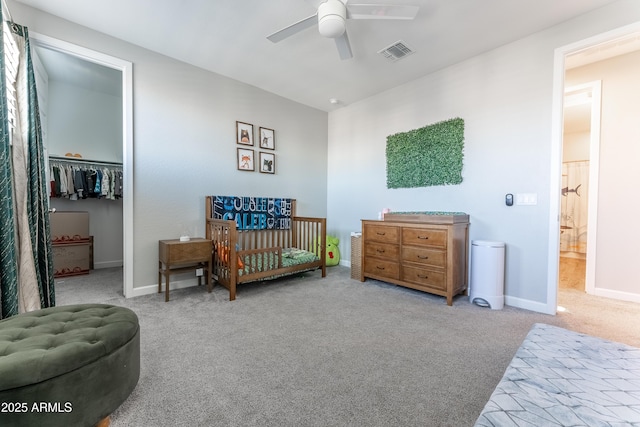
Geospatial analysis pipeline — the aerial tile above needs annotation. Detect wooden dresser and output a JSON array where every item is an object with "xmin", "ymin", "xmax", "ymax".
[{"xmin": 360, "ymin": 213, "xmax": 469, "ymax": 305}]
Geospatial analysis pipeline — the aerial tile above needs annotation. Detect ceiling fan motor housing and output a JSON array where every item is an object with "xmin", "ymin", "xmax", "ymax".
[{"xmin": 318, "ymin": 0, "xmax": 347, "ymax": 38}]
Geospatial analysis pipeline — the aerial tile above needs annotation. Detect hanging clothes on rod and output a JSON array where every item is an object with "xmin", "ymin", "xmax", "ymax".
[{"xmin": 49, "ymin": 157, "xmax": 123, "ymax": 201}]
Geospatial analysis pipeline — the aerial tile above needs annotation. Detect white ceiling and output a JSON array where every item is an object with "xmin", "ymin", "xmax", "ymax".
[
  {"xmin": 33, "ymin": 46, "xmax": 122, "ymax": 97},
  {"xmin": 15, "ymin": 0, "xmax": 621, "ymax": 111}
]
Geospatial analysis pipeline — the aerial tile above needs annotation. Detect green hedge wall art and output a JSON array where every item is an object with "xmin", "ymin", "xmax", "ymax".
[{"xmin": 386, "ymin": 117, "xmax": 464, "ymax": 189}]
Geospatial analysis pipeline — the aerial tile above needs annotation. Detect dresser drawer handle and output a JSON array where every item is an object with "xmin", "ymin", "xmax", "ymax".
[
  {"xmin": 417, "ymin": 255, "xmax": 428, "ymax": 259},
  {"xmin": 376, "ymin": 249, "xmax": 385, "ymax": 253},
  {"xmin": 418, "ymin": 236, "xmax": 429, "ymax": 240},
  {"xmin": 376, "ymin": 232, "xmax": 386, "ymax": 236},
  {"xmin": 418, "ymin": 274, "xmax": 429, "ymax": 279},
  {"xmin": 376, "ymin": 266, "xmax": 386, "ymax": 270}
]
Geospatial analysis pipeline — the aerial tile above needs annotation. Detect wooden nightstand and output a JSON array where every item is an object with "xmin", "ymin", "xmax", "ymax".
[{"xmin": 158, "ymin": 238, "xmax": 212, "ymax": 302}]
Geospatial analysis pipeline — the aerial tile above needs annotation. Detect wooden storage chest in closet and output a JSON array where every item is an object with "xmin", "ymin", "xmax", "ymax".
[
  {"xmin": 360, "ymin": 213, "xmax": 469, "ymax": 305},
  {"xmin": 51, "ymin": 211, "xmax": 91, "ymax": 278}
]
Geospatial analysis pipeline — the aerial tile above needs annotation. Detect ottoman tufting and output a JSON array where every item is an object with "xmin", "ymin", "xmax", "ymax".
[{"xmin": 0, "ymin": 304, "xmax": 140, "ymax": 427}]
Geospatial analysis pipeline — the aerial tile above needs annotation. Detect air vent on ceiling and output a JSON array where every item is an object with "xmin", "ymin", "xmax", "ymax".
[{"xmin": 378, "ymin": 40, "xmax": 414, "ymax": 62}]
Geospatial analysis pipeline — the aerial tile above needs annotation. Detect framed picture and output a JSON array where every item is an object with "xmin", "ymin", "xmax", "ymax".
[
  {"xmin": 237, "ymin": 148, "xmax": 255, "ymax": 171},
  {"xmin": 259, "ymin": 152, "xmax": 275, "ymax": 174},
  {"xmin": 236, "ymin": 121, "xmax": 254, "ymax": 146},
  {"xmin": 259, "ymin": 127, "xmax": 275, "ymax": 150}
]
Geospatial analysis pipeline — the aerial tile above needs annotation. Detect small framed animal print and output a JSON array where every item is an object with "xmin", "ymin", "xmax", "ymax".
[
  {"xmin": 259, "ymin": 127, "xmax": 275, "ymax": 150},
  {"xmin": 237, "ymin": 148, "xmax": 255, "ymax": 171},
  {"xmin": 236, "ymin": 121, "xmax": 254, "ymax": 146},
  {"xmin": 259, "ymin": 152, "xmax": 275, "ymax": 174}
]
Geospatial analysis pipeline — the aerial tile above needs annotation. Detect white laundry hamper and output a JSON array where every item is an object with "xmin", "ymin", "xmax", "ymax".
[{"xmin": 469, "ymin": 240, "xmax": 505, "ymax": 310}]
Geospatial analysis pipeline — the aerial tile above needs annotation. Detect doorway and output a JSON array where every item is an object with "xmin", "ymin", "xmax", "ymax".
[
  {"xmin": 29, "ymin": 32, "xmax": 134, "ymax": 298},
  {"xmin": 559, "ymin": 81, "xmax": 601, "ymax": 294},
  {"xmin": 549, "ymin": 22, "xmax": 640, "ymax": 314}
]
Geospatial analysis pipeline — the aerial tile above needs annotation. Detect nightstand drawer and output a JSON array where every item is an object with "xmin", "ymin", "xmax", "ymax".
[
  {"xmin": 402, "ymin": 265, "xmax": 445, "ymax": 291},
  {"xmin": 159, "ymin": 239, "xmax": 212, "ymax": 264},
  {"xmin": 364, "ymin": 242, "xmax": 399, "ymax": 261},
  {"xmin": 402, "ymin": 228, "xmax": 447, "ymax": 248},
  {"xmin": 364, "ymin": 224, "xmax": 399, "ymax": 244},
  {"xmin": 401, "ymin": 246, "xmax": 446, "ymax": 268},
  {"xmin": 364, "ymin": 258, "xmax": 399, "ymax": 280}
]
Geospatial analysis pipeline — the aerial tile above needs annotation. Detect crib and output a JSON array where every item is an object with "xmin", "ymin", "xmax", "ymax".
[{"xmin": 205, "ymin": 196, "xmax": 326, "ymax": 300}]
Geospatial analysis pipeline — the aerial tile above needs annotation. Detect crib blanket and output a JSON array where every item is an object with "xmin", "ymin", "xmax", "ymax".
[{"xmin": 238, "ymin": 248, "xmax": 319, "ymax": 277}]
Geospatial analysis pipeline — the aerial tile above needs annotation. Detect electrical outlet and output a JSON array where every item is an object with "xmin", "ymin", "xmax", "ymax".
[{"xmin": 195, "ymin": 268, "xmax": 203, "ymax": 277}]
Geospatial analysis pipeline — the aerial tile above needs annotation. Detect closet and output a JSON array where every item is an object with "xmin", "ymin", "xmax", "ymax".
[
  {"xmin": 34, "ymin": 44, "xmax": 124, "ymax": 275},
  {"xmin": 48, "ymin": 156, "xmax": 123, "ymax": 277}
]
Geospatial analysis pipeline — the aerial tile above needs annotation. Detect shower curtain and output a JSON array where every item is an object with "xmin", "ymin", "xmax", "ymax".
[
  {"xmin": 560, "ymin": 161, "xmax": 589, "ymax": 254},
  {"xmin": 1, "ymin": 8, "xmax": 54, "ymax": 319}
]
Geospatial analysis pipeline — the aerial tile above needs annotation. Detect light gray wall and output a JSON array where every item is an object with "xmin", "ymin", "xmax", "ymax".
[
  {"xmin": 10, "ymin": 1, "xmax": 328, "ymax": 291},
  {"xmin": 566, "ymin": 50, "xmax": 640, "ymax": 299},
  {"xmin": 326, "ymin": 0, "xmax": 640, "ymax": 311},
  {"xmin": 47, "ymin": 80, "xmax": 122, "ymax": 161}
]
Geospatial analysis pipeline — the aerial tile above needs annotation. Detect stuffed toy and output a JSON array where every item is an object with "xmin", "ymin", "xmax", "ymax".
[
  {"xmin": 326, "ymin": 235, "xmax": 340, "ymax": 267},
  {"xmin": 214, "ymin": 242, "xmax": 244, "ymax": 269}
]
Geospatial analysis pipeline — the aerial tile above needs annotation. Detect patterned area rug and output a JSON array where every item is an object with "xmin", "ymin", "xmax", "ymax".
[{"xmin": 475, "ymin": 323, "xmax": 640, "ymax": 426}]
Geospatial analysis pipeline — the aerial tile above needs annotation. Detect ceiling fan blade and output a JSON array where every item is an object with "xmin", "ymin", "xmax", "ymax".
[
  {"xmin": 346, "ymin": 4, "xmax": 419, "ymax": 20},
  {"xmin": 335, "ymin": 31, "xmax": 353, "ymax": 60},
  {"xmin": 267, "ymin": 14, "xmax": 318, "ymax": 43}
]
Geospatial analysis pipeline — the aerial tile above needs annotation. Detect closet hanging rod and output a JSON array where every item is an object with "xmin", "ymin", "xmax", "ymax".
[{"xmin": 49, "ymin": 155, "xmax": 123, "ymax": 167}]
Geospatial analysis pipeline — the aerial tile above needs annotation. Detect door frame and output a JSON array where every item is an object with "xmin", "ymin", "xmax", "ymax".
[
  {"xmin": 562, "ymin": 81, "xmax": 601, "ymax": 295},
  {"xmin": 30, "ymin": 32, "xmax": 135, "ymax": 298},
  {"xmin": 548, "ymin": 21, "xmax": 640, "ymax": 313}
]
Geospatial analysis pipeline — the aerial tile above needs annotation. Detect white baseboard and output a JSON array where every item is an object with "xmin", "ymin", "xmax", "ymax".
[
  {"xmin": 340, "ymin": 260, "xmax": 351, "ymax": 267},
  {"xmin": 94, "ymin": 260, "xmax": 124, "ymax": 269},
  {"xmin": 130, "ymin": 278, "xmax": 205, "ymax": 298},
  {"xmin": 592, "ymin": 287, "xmax": 640, "ymax": 304}
]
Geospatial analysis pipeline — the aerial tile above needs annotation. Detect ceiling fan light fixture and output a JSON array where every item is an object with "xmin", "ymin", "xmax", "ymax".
[{"xmin": 318, "ymin": 0, "xmax": 347, "ymax": 38}]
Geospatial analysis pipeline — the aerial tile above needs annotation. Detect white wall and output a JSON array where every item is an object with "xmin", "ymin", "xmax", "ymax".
[
  {"xmin": 566, "ymin": 50, "xmax": 640, "ymax": 298},
  {"xmin": 563, "ymin": 131, "xmax": 590, "ymax": 162},
  {"xmin": 47, "ymin": 80, "xmax": 122, "ymax": 161},
  {"xmin": 10, "ymin": 1, "xmax": 328, "ymax": 292},
  {"xmin": 327, "ymin": 0, "xmax": 640, "ymax": 311}
]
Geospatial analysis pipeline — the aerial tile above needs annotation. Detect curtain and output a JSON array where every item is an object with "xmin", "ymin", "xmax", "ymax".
[
  {"xmin": 560, "ymin": 161, "xmax": 589, "ymax": 254},
  {"xmin": 0, "ymin": 8, "xmax": 54, "ymax": 319}
]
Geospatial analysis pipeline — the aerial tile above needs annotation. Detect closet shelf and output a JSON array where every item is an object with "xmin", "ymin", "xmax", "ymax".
[{"xmin": 49, "ymin": 155, "xmax": 123, "ymax": 167}]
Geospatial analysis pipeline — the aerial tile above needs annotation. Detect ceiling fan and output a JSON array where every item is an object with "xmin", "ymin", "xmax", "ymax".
[{"xmin": 267, "ymin": 0, "xmax": 419, "ymax": 60}]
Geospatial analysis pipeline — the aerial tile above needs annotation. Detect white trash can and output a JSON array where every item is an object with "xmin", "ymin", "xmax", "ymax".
[{"xmin": 469, "ymin": 240, "xmax": 505, "ymax": 310}]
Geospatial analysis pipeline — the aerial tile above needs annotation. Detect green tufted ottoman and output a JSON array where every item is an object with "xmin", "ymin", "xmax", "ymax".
[{"xmin": 0, "ymin": 304, "xmax": 140, "ymax": 427}]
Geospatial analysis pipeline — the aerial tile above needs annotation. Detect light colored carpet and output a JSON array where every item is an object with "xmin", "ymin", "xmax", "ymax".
[{"xmin": 54, "ymin": 266, "xmax": 640, "ymax": 426}]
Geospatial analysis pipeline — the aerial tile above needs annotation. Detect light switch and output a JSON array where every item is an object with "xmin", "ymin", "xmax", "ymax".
[{"xmin": 516, "ymin": 193, "xmax": 538, "ymax": 205}]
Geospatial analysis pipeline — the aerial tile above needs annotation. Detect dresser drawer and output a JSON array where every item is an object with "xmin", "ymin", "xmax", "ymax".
[
  {"xmin": 402, "ymin": 228, "xmax": 447, "ymax": 248},
  {"xmin": 401, "ymin": 246, "xmax": 446, "ymax": 268},
  {"xmin": 364, "ymin": 224, "xmax": 399, "ymax": 244},
  {"xmin": 364, "ymin": 242, "xmax": 399, "ymax": 261},
  {"xmin": 402, "ymin": 265, "xmax": 446, "ymax": 291},
  {"xmin": 364, "ymin": 258, "xmax": 400, "ymax": 280}
]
